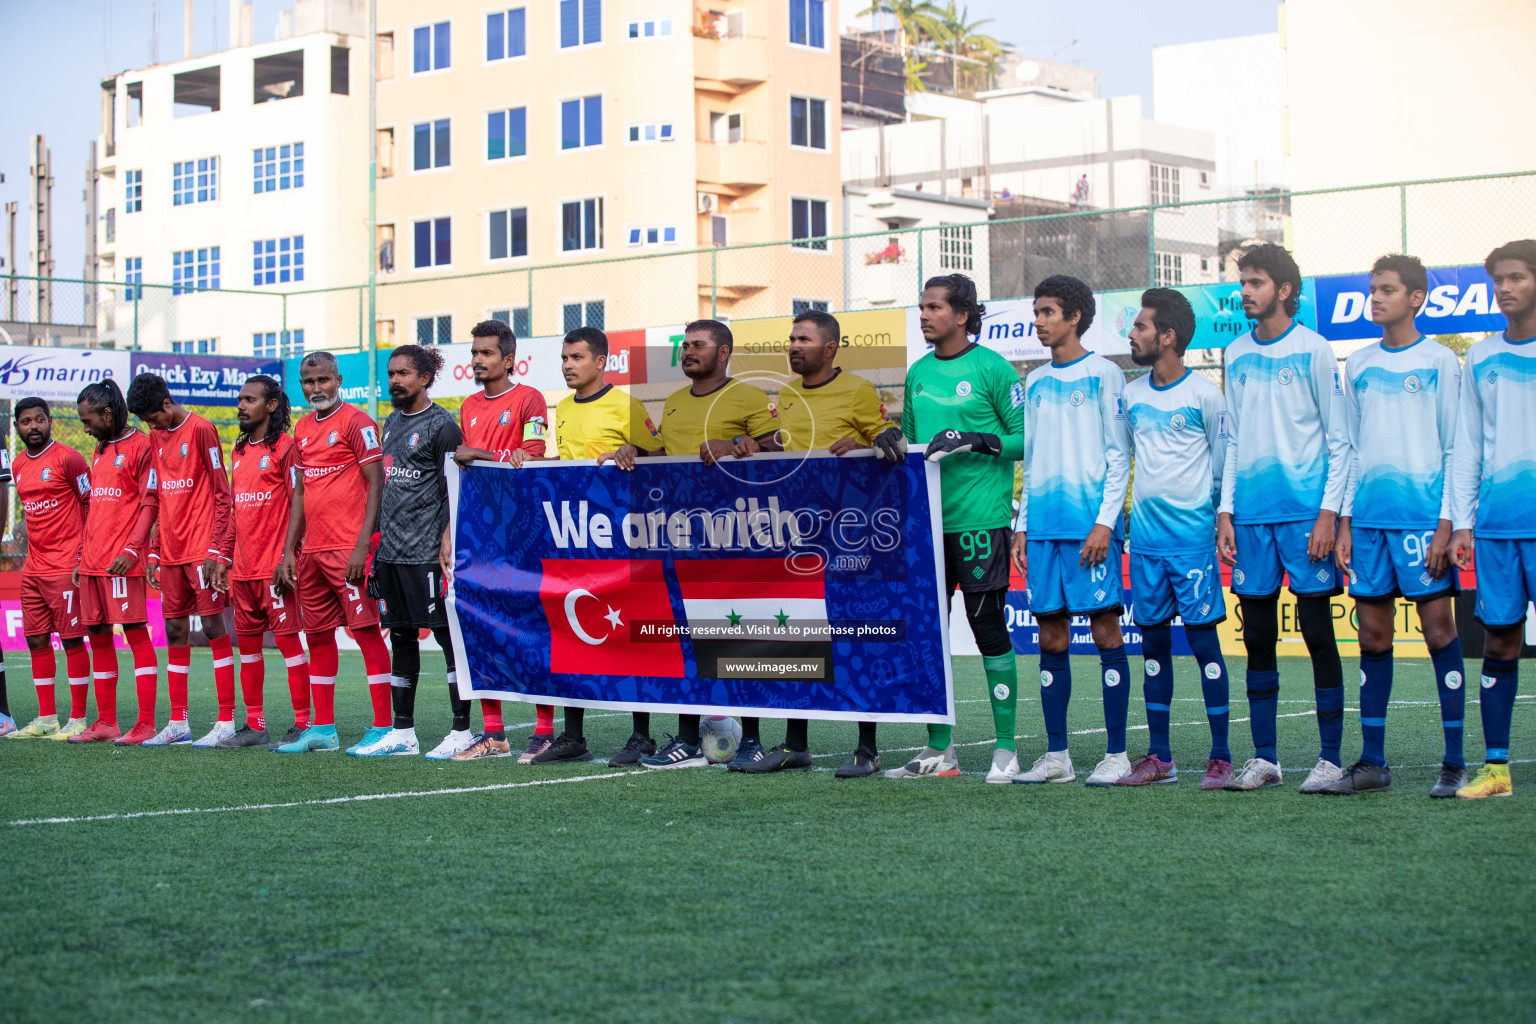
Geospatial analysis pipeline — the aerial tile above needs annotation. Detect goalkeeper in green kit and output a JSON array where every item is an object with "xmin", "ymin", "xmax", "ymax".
[{"xmin": 863, "ymin": 273, "xmax": 1027, "ymax": 781}]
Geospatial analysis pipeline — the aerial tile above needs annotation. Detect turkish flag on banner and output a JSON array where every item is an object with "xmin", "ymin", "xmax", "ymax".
[{"xmin": 539, "ymin": 558, "xmax": 686, "ymax": 678}]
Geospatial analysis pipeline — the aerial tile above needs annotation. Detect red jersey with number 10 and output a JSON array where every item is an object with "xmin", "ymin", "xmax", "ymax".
[
  {"xmin": 149, "ymin": 411, "xmax": 234, "ymax": 566},
  {"xmin": 81, "ymin": 431, "xmax": 159, "ymax": 575},
  {"xmin": 294, "ymin": 403, "xmax": 382, "ymax": 553},
  {"xmin": 460, "ymin": 383, "xmax": 548, "ymax": 461},
  {"xmin": 15, "ymin": 441, "xmax": 91, "ymax": 576},
  {"xmin": 231, "ymin": 433, "xmax": 300, "ymax": 580}
]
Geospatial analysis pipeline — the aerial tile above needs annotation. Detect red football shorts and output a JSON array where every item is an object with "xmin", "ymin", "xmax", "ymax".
[
  {"xmin": 156, "ymin": 561, "xmax": 226, "ymax": 618},
  {"xmin": 232, "ymin": 578, "xmax": 303, "ymax": 636},
  {"xmin": 79, "ymin": 573, "xmax": 149, "ymax": 626},
  {"xmin": 21, "ymin": 573, "xmax": 86, "ymax": 639},
  {"xmin": 298, "ymin": 550, "xmax": 380, "ymax": 632}
]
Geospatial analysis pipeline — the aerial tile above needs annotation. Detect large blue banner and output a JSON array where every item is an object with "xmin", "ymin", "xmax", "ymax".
[
  {"xmin": 446, "ymin": 451, "xmax": 954, "ymax": 722},
  {"xmin": 1313, "ymin": 264, "xmax": 1505, "ymax": 342},
  {"xmin": 129, "ymin": 353, "xmax": 284, "ymax": 406}
]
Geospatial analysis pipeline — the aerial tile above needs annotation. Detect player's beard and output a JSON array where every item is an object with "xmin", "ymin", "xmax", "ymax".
[
  {"xmin": 1244, "ymin": 297, "xmax": 1278, "ymax": 322},
  {"xmin": 1129, "ymin": 344, "xmax": 1159, "ymax": 367},
  {"xmin": 389, "ymin": 386, "xmax": 411, "ymax": 409},
  {"xmin": 308, "ymin": 390, "xmax": 340, "ymax": 413}
]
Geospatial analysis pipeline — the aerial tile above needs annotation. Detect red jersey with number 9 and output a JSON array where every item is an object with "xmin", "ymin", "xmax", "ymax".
[
  {"xmin": 293, "ymin": 403, "xmax": 382, "ymax": 553},
  {"xmin": 460, "ymin": 383, "xmax": 548, "ymax": 461},
  {"xmin": 230, "ymin": 433, "xmax": 300, "ymax": 580}
]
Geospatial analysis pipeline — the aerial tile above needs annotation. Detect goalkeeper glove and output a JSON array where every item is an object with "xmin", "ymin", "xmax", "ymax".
[
  {"xmin": 872, "ymin": 427, "xmax": 908, "ymax": 464},
  {"xmin": 924, "ymin": 429, "xmax": 1001, "ymax": 461}
]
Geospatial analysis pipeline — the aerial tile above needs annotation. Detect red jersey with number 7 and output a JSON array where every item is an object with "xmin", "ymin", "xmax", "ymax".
[
  {"xmin": 460, "ymin": 383, "xmax": 548, "ymax": 461},
  {"xmin": 294, "ymin": 403, "xmax": 382, "ymax": 553},
  {"xmin": 148, "ymin": 411, "xmax": 234, "ymax": 567},
  {"xmin": 80, "ymin": 430, "xmax": 159, "ymax": 575},
  {"xmin": 14, "ymin": 441, "xmax": 91, "ymax": 576},
  {"xmin": 231, "ymin": 433, "xmax": 300, "ymax": 580}
]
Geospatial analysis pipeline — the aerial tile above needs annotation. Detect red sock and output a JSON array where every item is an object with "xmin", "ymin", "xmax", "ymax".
[
  {"xmin": 306, "ymin": 630, "xmax": 338, "ymax": 727},
  {"xmin": 29, "ymin": 648, "xmax": 57, "ymax": 718},
  {"xmin": 65, "ymin": 643, "xmax": 91, "ymax": 720},
  {"xmin": 124, "ymin": 626, "xmax": 158, "ymax": 726},
  {"xmin": 536, "ymin": 703, "xmax": 555, "ymax": 735},
  {"xmin": 167, "ymin": 644, "xmax": 191, "ymax": 722},
  {"xmin": 352, "ymin": 626, "xmax": 393, "ymax": 729},
  {"xmin": 482, "ymin": 700, "xmax": 504, "ymax": 733},
  {"xmin": 209, "ymin": 633, "xmax": 236, "ymax": 723},
  {"xmin": 275, "ymin": 632, "xmax": 309, "ymax": 728},
  {"xmin": 237, "ymin": 633, "xmax": 266, "ymax": 730},
  {"xmin": 88, "ymin": 632, "xmax": 118, "ymax": 726}
]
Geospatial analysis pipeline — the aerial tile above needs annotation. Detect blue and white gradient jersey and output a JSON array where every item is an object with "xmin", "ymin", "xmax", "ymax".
[
  {"xmin": 1340, "ymin": 336, "xmax": 1459, "ymax": 530},
  {"xmin": 1219, "ymin": 321, "xmax": 1349, "ymax": 524},
  {"xmin": 1451, "ymin": 332, "xmax": 1536, "ymax": 539},
  {"xmin": 1014, "ymin": 351, "xmax": 1130, "ymax": 541},
  {"xmin": 1124, "ymin": 369, "xmax": 1227, "ymax": 556}
]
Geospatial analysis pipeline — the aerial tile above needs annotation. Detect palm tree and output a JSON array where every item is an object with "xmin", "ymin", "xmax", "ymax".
[
  {"xmin": 856, "ymin": 0, "xmax": 943, "ymax": 52},
  {"xmin": 933, "ymin": 2, "xmax": 1004, "ymax": 94}
]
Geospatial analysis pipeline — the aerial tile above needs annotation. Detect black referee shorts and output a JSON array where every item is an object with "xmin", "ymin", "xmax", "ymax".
[{"xmin": 370, "ymin": 562, "xmax": 450, "ymax": 630}]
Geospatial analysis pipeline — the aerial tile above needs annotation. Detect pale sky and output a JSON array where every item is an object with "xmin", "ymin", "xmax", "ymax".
[{"xmin": 0, "ymin": 0, "xmax": 1279, "ymax": 291}]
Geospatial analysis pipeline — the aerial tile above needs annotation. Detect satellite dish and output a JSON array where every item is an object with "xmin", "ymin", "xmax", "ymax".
[{"xmin": 1015, "ymin": 60, "xmax": 1040, "ymax": 83}]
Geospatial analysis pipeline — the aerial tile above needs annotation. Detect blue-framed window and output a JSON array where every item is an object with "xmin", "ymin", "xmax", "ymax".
[
  {"xmin": 626, "ymin": 224, "xmax": 677, "ymax": 247},
  {"xmin": 561, "ymin": 198, "xmax": 603, "ymax": 252},
  {"xmin": 626, "ymin": 121, "xmax": 674, "ymax": 144},
  {"xmin": 560, "ymin": 96, "xmax": 602, "ymax": 150},
  {"xmin": 253, "ymin": 329, "xmax": 304, "ymax": 359},
  {"xmin": 414, "ymin": 21, "xmax": 451, "ymax": 72},
  {"xmin": 172, "ymin": 339, "xmax": 218, "ymax": 354},
  {"xmin": 559, "ymin": 0, "xmax": 601, "ymax": 48},
  {"xmin": 790, "ymin": 96, "xmax": 827, "ymax": 150},
  {"xmin": 253, "ymin": 235, "xmax": 305, "ymax": 286},
  {"xmin": 413, "ymin": 217, "xmax": 452, "ymax": 268},
  {"xmin": 489, "ymin": 207, "xmax": 528, "ymax": 260},
  {"xmin": 125, "ymin": 169, "xmax": 142, "ymax": 212},
  {"xmin": 791, "ymin": 198, "xmax": 828, "ymax": 250},
  {"xmin": 562, "ymin": 300, "xmax": 604, "ymax": 333},
  {"xmin": 172, "ymin": 157, "xmax": 218, "ymax": 205},
  {"xmin": 124, "ymin": 256, "xmax": 142, "ymax": 300},
  {"xmin": 487, "ymin": 8, "xmax": 526, "ymax": 60},
  {"xmin": 489, "ymin": 308, "xmax": 531, "ymax": 338},
  {"xmin": 487, "ymin": 108, "xmax": 527, "ymax": 160},
  {"xmin": 416, "ymin": 315, "xmax": 453, "ymax": 345},
  {"xmin": 172, "ymin": 247, "xmax": 221, "ymax": 295},
  {"xmin": 626, "ymin": 17, "xmax": 673, "ymax": 38},
  {"xmin": 254, "ymin": 143, "xmax": 304, "ymax": 192},
  {"xmin": 788, "ymin": 0, "xmax": 825, "ymax": 47},
  {"xmin": 414, "ymin": 119, "xmax": 451, "ymax": 170}
]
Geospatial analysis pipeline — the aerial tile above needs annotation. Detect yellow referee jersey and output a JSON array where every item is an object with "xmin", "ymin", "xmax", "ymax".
[
  {"xmin": 659, "ymin": 378, "xmax": 776, "ymax": 455},
  {"xmin": 774, "ymin": 368, "xmax": 888, "ymax": 452},
  {"xmin": 553, "ymin": 384, "xmax": 661, "ymax": 460}
]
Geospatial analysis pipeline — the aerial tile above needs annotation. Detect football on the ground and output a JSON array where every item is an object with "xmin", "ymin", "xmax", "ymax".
[{"xmin": 700, "ymin": 716, "xmax": 742, "ymax": 764}]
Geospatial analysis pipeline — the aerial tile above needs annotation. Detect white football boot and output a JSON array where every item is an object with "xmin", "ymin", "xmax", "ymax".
[
  {"xmin": 191, "ymin": 720, "xmax": 237, "ymax": 748},
  {"xmin": 985, "ymin": 747, "xmax": 1021, "ymax": 784},
  {"xmin": 882, "ymin": 744, "xmax": 960, "ymax": 778},
  {"xmin": 141, "ymin": 719, "xmax": 193, "ymax": 747},
  {"xmin": 1084, "ymin": 751, "xmax": 1132, "ymax": 787},
  {"xmin": 425, "ymin": 729, "xmax": 478, "ymax": 761},
  {"xmin": 353, "ymin": 727, "xmax": 421, "ymax": 757},
  {"xmin": 1298, "ymin": 758, "xmax": 1344, "ymax": 794},
  {"xmin": 1013, "ymin": 749, "xmax": 1076, "ymax": 784},
  {"xmin": 1224, "ymin": 758, "xmax": 1284, "ymax": 790}
]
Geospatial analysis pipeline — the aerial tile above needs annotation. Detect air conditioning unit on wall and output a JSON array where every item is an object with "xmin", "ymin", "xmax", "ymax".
[{"xmin": 697, "ymin": 192, "xmax": 719, "ymax": 214}]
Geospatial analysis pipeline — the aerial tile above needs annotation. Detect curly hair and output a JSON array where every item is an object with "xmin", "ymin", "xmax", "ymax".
[
  {"xmin": 1034, "ymin": 274, "xmax": 1095, "ymax": 334},
  {"xmin": 1237, "ymin": 243, "xmax": 1303, "ymax": 317},
  {"xmin": 124, "ymin": 372, "xmax": 172, "ymax": 418},
  {"xmin": 923, "ymin": 274, "xmax": 986, "ymax": 336},
  {"xmin": 388, "ymin": 344, "xmax": 445, "ymax": 388}
]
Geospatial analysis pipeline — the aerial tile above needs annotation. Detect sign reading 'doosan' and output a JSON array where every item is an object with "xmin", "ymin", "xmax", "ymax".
[{"xmin": 1312, "ymin": 264, "xmax": 1505, "ymax": 342}]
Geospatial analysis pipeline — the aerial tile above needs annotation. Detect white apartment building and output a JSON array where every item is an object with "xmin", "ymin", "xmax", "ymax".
[
  {"xmin": 92, "ymin": 0, "xmax": 370, "ymax": 357},
  {"xmin": 841, "ymin": 184, "xmax": 990, "ymax": 308}
]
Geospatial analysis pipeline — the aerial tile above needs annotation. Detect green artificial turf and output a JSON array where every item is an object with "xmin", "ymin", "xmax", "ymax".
[{"xmin": 1, "ymin": 651, "xmax": 1531, "ymax": 1023}]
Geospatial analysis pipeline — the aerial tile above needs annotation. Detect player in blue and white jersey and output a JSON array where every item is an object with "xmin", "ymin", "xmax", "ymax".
[
  {"xmin": 1119, "ymin": 288, "xmax": 1234, "ymax": 790},
  {"xmin": 1449, "ymin": 239, "xmax": 1536, "ymax": 800},
  {"xmin": 1329, "ymin": 254, "xmax": 1466, "ymax": 797},
  {"xmin": 1215, "ymin": 244, "xmax": 1351, "ymax": 793},
  {"xmin": 1009, "ymin": 275, "xmax": 1134, "ymax": 786}
]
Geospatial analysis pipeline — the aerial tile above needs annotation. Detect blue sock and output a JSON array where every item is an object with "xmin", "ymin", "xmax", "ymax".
[
  {"xmin": 1479, "ymin": 658, "xmax": 1520, "ymax": 763},
  {"xmin": 1186, "ymin": 626, "xmax": 1231, "ymax": 763},
  {"xmin": 1357, "ymin": 648, "xmax": 1393, "ymax": 767},
  {"xmin": 1430, "ymin": 639, "xmax": 1466, "ymax": 767},
  {"xmin": 1246, "ymin": 668, "xmax": 1280, "ymax": 763},
  {"xmin": 1316, "ymin": 685, "xmax": 1345, "ymax": 766},
  {"xmin": 1039, "ymin": 650, "xmax": 1072, "ymax": 752},
  {"xmin": 1100, "ymin": 644, "xmax": 1130, "ymax": 756},
  {"xmin": 1141, "ymin": 625, "xmax": 1173, "ymax": 761}
]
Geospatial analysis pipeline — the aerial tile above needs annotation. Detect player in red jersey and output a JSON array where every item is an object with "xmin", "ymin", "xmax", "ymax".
[
  {"xmin": 126, "ymin": 373, "xmax": 237, "ymax": 748},
  {"xmin": 450, "ymin": 319, "xmax": 557, "ymax": 762},
  {"xmin": 274, "ymin": 352, "xmax": 392, "ymax": 754},
  {"xmin": 68, "ymin": 379, "xmax": 162, "ymax": 745},
  {"xmin": 6, "ymin": 398, "xmax": 92, "ymax": 740},
  {"xmin": 210, "ymin": 375, "xmax": 311, "ymax": 749}
]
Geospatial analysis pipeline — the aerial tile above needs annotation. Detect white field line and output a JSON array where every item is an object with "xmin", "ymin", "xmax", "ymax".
[{"xmin": 8, "ymin": 769, "xmax": 647, "ymax": 828}]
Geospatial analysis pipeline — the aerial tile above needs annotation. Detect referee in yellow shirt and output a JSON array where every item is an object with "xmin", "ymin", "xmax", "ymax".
[
  {"xmin": 529, "ymin": 326, "xmax": 662, "ymax": 767},
  {"xmin": 736, "ymin": 310, "xmax": 894, "ymax": 777},
  {"xmin": 602, "ymin": 319, "xmax": 779, "ymax": 770}
]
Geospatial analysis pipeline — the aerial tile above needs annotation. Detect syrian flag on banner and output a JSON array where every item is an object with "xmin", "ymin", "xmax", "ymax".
[
  {"xmin": 675, "ymin": 558, "xmax": 833, "ymax": 681},
  {"xmin": 540, "ymin": 558, "xmax": 685, "ymax": 677}
]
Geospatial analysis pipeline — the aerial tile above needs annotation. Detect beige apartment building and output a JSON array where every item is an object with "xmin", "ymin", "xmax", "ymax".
[{"xmin": 373, "ymin": 0, "xmax": 843, "ymax": 346}]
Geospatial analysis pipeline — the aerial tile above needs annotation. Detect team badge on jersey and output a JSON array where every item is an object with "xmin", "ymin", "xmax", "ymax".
[
  {"xmin": 179, "ymin": 441, "xmax": 190, "ymax": 457},
  {"xmin": 1010, "ymin": 381, "xmax": 1025, "ymax": 408},
  {"xmin": 361, "ymin": 426, "xmax": 380, "ymax": 449},
  {"xmin": 76, "ymin": 473, "xmax": 90, "ymax": 494},
  {"xmin": 498, "ymin": 409, "xmax": 512, "ymax": 425},
  {"xmin": 40, "ymin": 467, "xmax": 52, "ymax": 481},
  {"xmin": 1069, "ymin": 389, "xmax": 1086, "ymax": 407},
  {"xmin": 1169, "ymin": 413, "xmax": 1187, "ymax": 431},
  {"xmin": 1113, "ymin": 393, "xmax": 1125, "ymax": 419},
  {"xmin": 1404, "ymin": 374, "xmax": 1422, "ymax": 393},
  {"xmin": 259, "ymin": 455, "xmax": 272, "ymax": 469},
  {"xmin": 208, "ymin": 446, "xmax": 222, "ymax": 468},
  {"xmin": 1277, "ymin": 367, "xmax": 1295, "ymax": 385},
  {"xmin": 409, "ymin": 432, "xmax": 420, "ymax": 448},
  {"xmin": 113, "ymin": 453, "xmax": 127, "ymax": 467},
  {"xmin": 644, "ymin": 417, "xmax": 659, "ymax": 436},
  {"xmin": 147, "ymin": 469, "xmax": 158, "ymax": 489},
  {"xmin": 955, "ymin": 380, "xmax": 972, "ymax": 397},
  {"xmin": 327, "ymin": 431, "xmax": 340, "ymax": 446}
]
